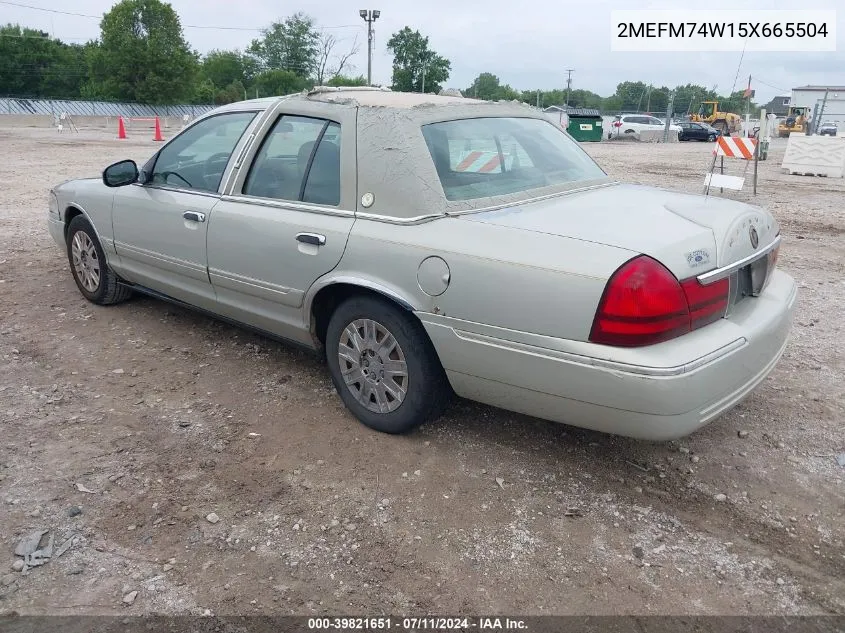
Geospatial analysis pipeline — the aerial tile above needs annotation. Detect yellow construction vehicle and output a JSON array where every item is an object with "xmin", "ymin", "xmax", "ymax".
[
  {"xmin": 690, "ymin": 101, "xmax": 743, "ymax": 135},
  {"xmin": 777, "ymin": 106, "xmax": 809, "ymax": 137}
]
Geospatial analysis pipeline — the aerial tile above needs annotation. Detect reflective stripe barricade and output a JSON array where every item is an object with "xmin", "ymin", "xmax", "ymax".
[{"xmin": 705, "ymin": 136, "xmax": 759, "ymax": 194}]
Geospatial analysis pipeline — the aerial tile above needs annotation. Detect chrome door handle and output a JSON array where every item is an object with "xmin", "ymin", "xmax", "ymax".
[
  {"xmin": 296, "ymin": 233, "xmax": 326, "ymax": 246},
  {"xmin": 183, "ymin": 211, "xmax": 206, "ymax": 222}
]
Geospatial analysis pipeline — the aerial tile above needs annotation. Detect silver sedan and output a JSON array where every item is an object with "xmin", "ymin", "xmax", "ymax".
[{"xmin": 47, "ymin": 87, "xmax": 796, "ymax": 440}]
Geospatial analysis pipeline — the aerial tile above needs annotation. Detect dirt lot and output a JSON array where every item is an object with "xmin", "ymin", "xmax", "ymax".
[{"xmin": 0, "ymin": 125, "xmax": 843, "ymax": 616}]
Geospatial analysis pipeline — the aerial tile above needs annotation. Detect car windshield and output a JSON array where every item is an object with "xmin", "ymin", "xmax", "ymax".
[{"xmin": 421, "ymin": 117, "xmax": 606, "ymax": 201}]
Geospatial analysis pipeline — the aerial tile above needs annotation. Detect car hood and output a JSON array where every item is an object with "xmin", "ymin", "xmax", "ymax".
[{"xmin": 457, "ymin": 183, "xmax": 779, "ymax": 279}]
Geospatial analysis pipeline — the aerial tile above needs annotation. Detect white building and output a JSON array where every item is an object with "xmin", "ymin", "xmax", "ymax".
[{"xmin": 790, "ymin": 85, "xmax": 845, "ymax": 126}]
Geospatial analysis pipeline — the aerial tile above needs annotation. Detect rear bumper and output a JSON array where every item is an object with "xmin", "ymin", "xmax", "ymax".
[{"xmin": 419, "ymin": 270, "xmax": 797, "ymax": 440}]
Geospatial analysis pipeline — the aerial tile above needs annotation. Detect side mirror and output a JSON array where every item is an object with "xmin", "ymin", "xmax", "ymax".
[{"xmin": 103, "ymin": 160, "xmax": 139, "ymax": 187}]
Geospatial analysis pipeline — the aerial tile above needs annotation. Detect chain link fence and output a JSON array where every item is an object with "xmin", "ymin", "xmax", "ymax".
[{"xmin": 0, "ymin": 96, "xmax": 216, "ymax": 118}]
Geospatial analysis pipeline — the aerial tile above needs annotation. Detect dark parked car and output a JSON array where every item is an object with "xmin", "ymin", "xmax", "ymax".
[
  {"xmin": 678, "ymin": 122, "xmax": 720, "ymax": 142},
  {"xmin": 818, "ymin": 122, "xmax": 838, "ymax": 136}
]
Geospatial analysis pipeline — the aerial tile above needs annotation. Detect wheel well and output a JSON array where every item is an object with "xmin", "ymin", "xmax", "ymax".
[
  {"xmin": 310, "ymin": 283, "xmax": 413, "ymax": 347},
  {"xmin": 64, "ymin": 206, "xmax": 84, "ymax": 238}
]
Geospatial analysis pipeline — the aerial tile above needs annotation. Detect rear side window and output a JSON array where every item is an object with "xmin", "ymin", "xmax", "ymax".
[
  {"xmin": 243, "ymin": 115, "xmax": 340, "ymax": 206},
  {"xmin": 421, "ymin": 117, "xmax": 605, "ymax": 201}
]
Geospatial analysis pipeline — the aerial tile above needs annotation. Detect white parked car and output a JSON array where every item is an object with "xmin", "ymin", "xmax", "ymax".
[{"xmin": 609, "ymin": 114, "xmax": 682, "ymax": 140}]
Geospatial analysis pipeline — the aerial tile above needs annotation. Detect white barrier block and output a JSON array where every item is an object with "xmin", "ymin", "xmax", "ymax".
[
  {"xmin": 781, "ymin": 134, "xmax": 845, "ymax": 178},
  {"xmin": 705, "ymin": 173, "xmax": 745, "ymax": 190}
]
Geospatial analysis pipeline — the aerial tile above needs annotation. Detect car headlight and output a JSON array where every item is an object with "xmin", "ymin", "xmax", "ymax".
[{"xmin": 49, "ymin": 191, "xmax": 59, "ymax": 216}]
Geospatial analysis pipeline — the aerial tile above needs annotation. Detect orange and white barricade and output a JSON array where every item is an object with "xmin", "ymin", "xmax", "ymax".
[
  {"xmin": 712, "ymin": 136, "xmax": 757, "ymax": 160},
  {"xmin": 705, "ymin": 136, "xmax": 759, "ymax": 195}
]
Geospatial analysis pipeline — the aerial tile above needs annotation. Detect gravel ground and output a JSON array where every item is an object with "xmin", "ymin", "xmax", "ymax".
[{"xmin": 0, "ymin": 126, "xmax": 843, "ymax": 616}]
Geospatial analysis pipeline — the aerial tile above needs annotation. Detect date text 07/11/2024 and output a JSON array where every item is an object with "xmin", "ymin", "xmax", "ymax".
[{"xmin": 307, "ymin": 617, "xmax": 528, "ymax": 630}]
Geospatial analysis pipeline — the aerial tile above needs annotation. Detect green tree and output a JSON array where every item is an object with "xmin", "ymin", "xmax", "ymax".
[
  {"xmin": 386, "ymin": 27, "xmax": 450, "ymax": 93},
  {"xmin": 567, "ymin": 89, "xmax": 603, "ymax": 109},
  {"xmin": 253, "ymin": 69, "xmax": 309, "ymax": 97},
  {"xmin": 85, "ymin": 0, "xmax": 198, "ymax": 103},
  {"xmin": 717, "ymin": 89, "xmax": 758, "ymax": 117},
  {"xmin": 672, "ymin": 83, "xmax": 718, "ymax": 114},
  {"xmin": 326, "ymin": 74, "xmax": 368, "ymax": 87},
  {"xmin": 192, "ymin": 77, "xmax": 216, "ymax": 104},
  {"xmin": 0, "ymin": 24, "xmax": 88, "ymax": 98},
  {"xmin": 201, "ymin": 50, "xmax": 250, "ymax": 90},
  {"xmin": 249, "ymin": 13, "xmax": 319, "ymax": 79},
  {"xmin": 610, "ymin": 81, "xmax": 649, "ymax": 112},
  {"xmin": 466, "ymin": 72, "xmax": 501, "ymax": 100},
  {"xmin": 215, "ymin": 80, "xmax": 247, "ymax": 104}
]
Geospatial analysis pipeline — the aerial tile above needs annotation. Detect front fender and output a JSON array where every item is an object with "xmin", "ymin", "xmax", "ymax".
[{"xmin": 54, "ymin": 179, "xmax": 116, "ymax": 254}]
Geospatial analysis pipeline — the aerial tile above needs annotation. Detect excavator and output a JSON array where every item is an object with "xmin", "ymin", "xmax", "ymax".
[
  {"xmin": 777, "ymin": 106, "xmax": 809, "ymax": 137},
  {"xmin": 690, "ymin": 101, "xmax": 743, "ymax": 136}
]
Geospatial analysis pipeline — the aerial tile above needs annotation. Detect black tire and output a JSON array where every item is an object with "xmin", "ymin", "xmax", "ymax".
[
  {"xmin": 66, "ymin": 215, "xmax": 132, "ymax": 305},
  {"xmin": 708, "ymin": 134, "xmax": 716, "ymax": 142},
  {"xmin": 325, "ymin": 295, "xmax": 451, "ymax": 434}
]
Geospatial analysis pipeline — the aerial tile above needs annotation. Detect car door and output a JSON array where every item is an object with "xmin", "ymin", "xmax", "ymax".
[
  {"xmin": 111, "ymin": 110, "xmax": 261, "ymax": 309},
  {"xmin": 620, "ymin": 116, "xmax": 639, "ymax": 135},
  {"xmin": 206, "ymin": 102, "xmax": 356, "ymax": 344}
]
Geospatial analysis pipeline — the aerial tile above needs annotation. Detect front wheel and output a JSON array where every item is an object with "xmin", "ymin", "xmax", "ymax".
[
  {"xmin": 708, "ymin": 134, "xmax": 716, "ymax": 142},
  {"xmin": 66, "ymin": 215, "xmax": 132, "ymax": 305},
  {"xmin": 325, "ymin": 295, "xmax": 451, "ymax": 434}
]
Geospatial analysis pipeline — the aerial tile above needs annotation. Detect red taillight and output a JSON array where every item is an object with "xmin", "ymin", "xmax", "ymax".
[
  {"xmin": 681, "ymin": 276, "xmax": 729, "ymax": 330},
  {"xmin": 589, "ymin": 255, "xmax": 729, "ymax": 347},
  {"xmin": 768, "ymin": 243, "xmax": 780, "ymax": 269}
]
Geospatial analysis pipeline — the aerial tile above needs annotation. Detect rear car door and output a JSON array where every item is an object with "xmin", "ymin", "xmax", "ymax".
[
  {"xmin": 111, "ymin": 110, "xmax": 260, "ymax": 309},
  {"xmin": 206, "ymin": 102, "xmax": 356, "ymax": 344}
]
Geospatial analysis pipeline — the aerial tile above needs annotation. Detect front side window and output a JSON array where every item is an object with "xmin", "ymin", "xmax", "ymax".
[
  {"xmin": 422, "ymin": 117, "xmax": 606, "ymax": 201},
  {"xmin": 243, "ymin": 115, "xmax": 341, "ymax": 206},
  {"xmin": 149, "ymin": 112, "xmax": 256, "ymax": 193}
]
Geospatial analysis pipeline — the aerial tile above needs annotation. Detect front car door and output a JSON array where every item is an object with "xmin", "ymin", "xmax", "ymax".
[
  {"xmin": 111, "ymin": 109, "xmax": 261, "ymax": 309},
  {"xmin": 206, "ymin": 101, "xmax": 357, "ymax": 345}
]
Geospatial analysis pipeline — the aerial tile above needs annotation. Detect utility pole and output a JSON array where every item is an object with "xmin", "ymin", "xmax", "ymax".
[
  {"xmin": 421, "ymin": 61, "xmax": 428, "ymax": 93},
  {"xmin": 536, "ymin": 89, "xmax": 540, "ymax": 108},
  {"xmin": 815, "ymin": 89, "xmax": 830, "ymax": 134},
  {"xmin": 663, "ymin": 91, "xmax": 675, "ymax": 143},
  {"xmin": 359, "ymin": 9, "xmax": 381, "ymax": 86},
  {"xmin": 565, "ymin": 69, "xmax": 574, "ymax": 106}
]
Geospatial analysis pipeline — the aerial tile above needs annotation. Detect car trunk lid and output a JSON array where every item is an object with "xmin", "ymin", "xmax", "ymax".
[{"xmin": 457, "ymin": 183, "xmax": 779, "ymax": 281}]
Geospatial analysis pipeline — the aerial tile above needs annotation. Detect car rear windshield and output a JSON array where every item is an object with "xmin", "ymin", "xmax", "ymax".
[{"xmin": 421, "ymin": 117, "xmax": 606, "ymax": 201}]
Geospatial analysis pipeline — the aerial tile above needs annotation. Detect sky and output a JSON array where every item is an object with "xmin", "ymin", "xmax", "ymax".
[{"xmin": 2, "ymin": 0, "xmax": 843, "ymax": 103}]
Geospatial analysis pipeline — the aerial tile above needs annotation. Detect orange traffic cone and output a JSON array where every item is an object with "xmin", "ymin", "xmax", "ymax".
[
  {"xmin": 153, "ymin": 116, "xmax": 164, "ymax": 142},
  {"xmin": 117, "ymin": 116, "xmax": 127, "ymax": 139}
]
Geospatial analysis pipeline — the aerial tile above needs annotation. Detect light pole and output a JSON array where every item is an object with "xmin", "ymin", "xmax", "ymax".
[{"xmin": 359, "ymin": 9, "xmax": 380, "ymax": 86}]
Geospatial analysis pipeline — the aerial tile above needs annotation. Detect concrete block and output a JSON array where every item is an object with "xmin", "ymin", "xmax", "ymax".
[{"xmin": 781, "ymin": 134, "xmax": 845, "ymax": 178}]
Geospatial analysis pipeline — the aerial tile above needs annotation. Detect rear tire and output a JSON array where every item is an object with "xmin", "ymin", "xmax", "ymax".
[
  {"xmin": 325, "ymin": 295, "xmax": 451, "ymax": 434},
  {"xmin": 66, "ymin": 215, "xmax": 132, "ymax": 305}
]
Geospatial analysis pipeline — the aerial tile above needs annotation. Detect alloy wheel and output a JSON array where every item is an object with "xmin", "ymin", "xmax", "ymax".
[
  {"xmin": 337, "ymin": 319, "xmax": 408, "ymax": 413},
  {"xmin": 71, "ymin": 231, "xmax": 101, "ymax": 292}
]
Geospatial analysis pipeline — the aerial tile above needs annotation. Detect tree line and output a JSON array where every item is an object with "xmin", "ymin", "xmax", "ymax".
[
  {"xmin": 465, "ymin": 74, "xmax": 762, "ymax": 116},
  {"xmin": 1, "ymin": 0, "xmax": 762, "ymax": 115}
]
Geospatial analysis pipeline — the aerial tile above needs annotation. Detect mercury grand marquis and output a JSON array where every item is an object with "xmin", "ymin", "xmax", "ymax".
[{"xmin": 47, "ymin": 87, "xmax": 797, "ymax": 440}]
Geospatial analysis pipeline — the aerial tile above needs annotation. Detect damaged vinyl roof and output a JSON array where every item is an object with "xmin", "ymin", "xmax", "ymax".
[
  {"xmin": 217, "ymin": 87, "xmax": 524, "ymax": 113},
  {"xmin": 307, "ymin": 88, "xmax": 481, "ymax": 108}
]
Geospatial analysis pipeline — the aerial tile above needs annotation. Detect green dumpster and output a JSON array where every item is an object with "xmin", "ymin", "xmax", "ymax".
[{"xmin": 565, "ymin": 108, "xmax": 603, "ymax": 142}]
